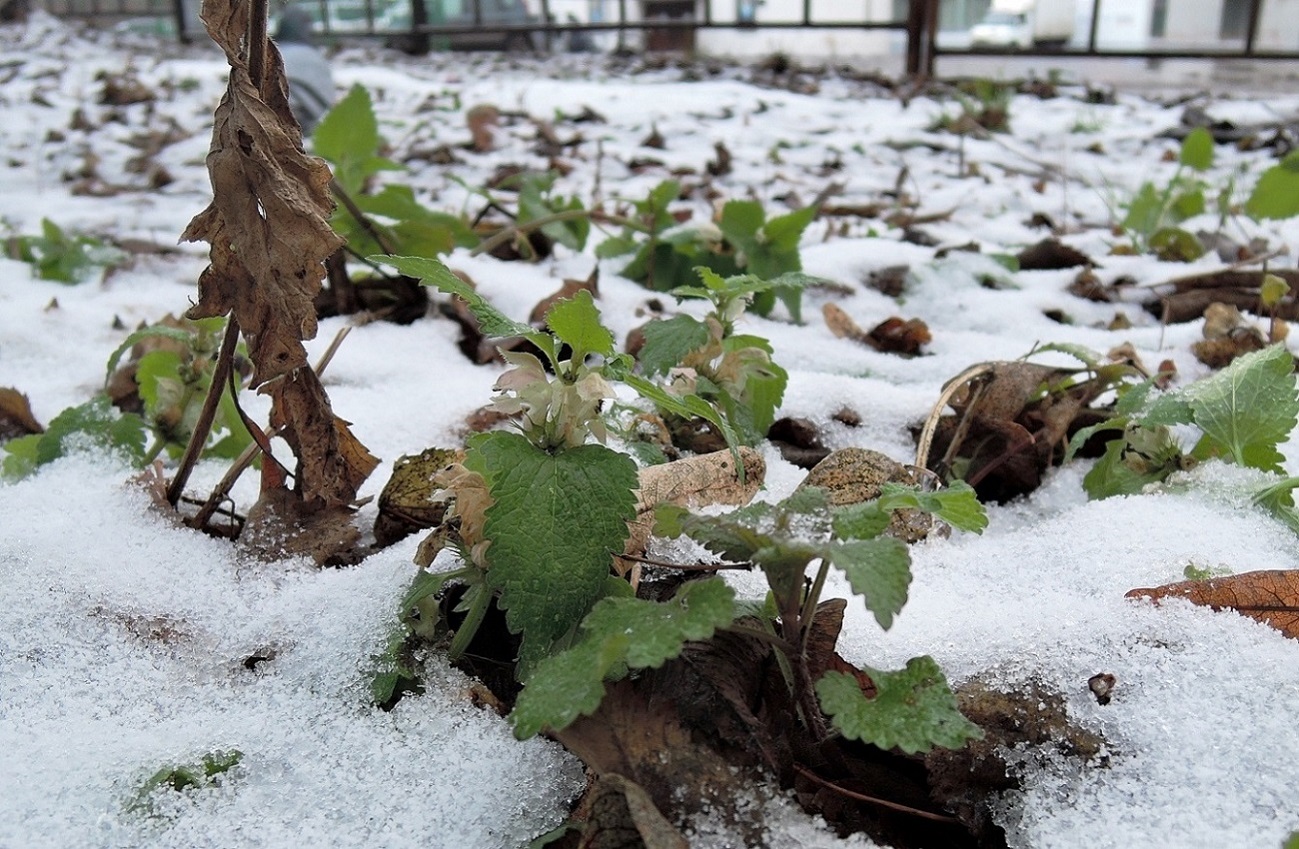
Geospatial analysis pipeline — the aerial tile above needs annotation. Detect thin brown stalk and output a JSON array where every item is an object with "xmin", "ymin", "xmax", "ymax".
[{"xmin": 792, "ymin": 764, "xmax": 960, "ymax": 824}]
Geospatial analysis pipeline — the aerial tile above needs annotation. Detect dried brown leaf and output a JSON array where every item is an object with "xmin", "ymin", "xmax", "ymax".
[
  {"xmin": 0, "ymin": 387, "xmax": 43, "ymax": 441},
  {"xmin": 625, "ymin": 447, "xmax": 765, "ymax": 557},
  {"xmin": 1126, "ymin": 569, "xmax": 1299, "ymax": 639}
]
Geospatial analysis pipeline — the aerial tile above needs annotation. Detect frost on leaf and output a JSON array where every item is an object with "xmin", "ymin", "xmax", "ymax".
[
  {"xmin": 1127, "ymin": 568, "xmax": 1299, "ymax": 639},
  {"xmin": 511, "ymin": 577, "xmax": 737, "ymax": 738},
  {"xmin": 816, "ymin": 656, "xmax": 983, "ymax": 754},
  {"xmin": 180, "ymin": 0, "xmax": 374, "ymax": 507},
  {"xmin": 469, "ymin": 431, "xmax": 638, "ymax": 675}
]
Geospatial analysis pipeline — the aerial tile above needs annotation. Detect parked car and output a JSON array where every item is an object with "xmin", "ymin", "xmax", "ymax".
[{"xmin": 384, "ymin": 0, "xmax": 543, "ymax": 52}]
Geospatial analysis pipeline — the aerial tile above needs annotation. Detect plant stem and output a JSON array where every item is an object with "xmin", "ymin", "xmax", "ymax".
[
  {"xmin": 719, "ymin": 623, "xmax": 799, "ymax": 656},
  {"xmin": 167, "ymin": 316, "xmax": 240, "ymax": 508},
  {"xmin": 798, "ymin": 557, "xmax": 831, "ymax": 655},
  {"xmin": 791, "ymin": 765, "xmax": 960, "ymax": 823},
  {"xmin": 468, "ymin": 209, "xmax": 645, "ymax": 258},
  {"xmin": 331, "ymin": 178, "xmax": 399, "ymax": 256}
]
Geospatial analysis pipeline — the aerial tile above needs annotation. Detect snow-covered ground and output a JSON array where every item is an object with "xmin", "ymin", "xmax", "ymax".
[{"xmin": 2, "ymin": 12, "xmax": 1298, "ymax": 848}]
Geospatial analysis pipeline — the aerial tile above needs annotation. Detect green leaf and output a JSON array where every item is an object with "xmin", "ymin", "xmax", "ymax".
[
  {"xmin": 827, "ymin": 537, "xmax": 912, "ymax": 630},
  {"xmin": 1179, "ymin": 127, "xmax": 1214, "ymax": 171},
  {"xmin": 1121, "ymin": 182, "xmax": 1162, "ymax": 238},
  {"xmin": 1082, "ymin": 437, "xmax": 1170, "ymax": 499},
  {"xmin": 762, "ymin": 205, "xmax": 817, "ymax": 254},
  {"xmin": 380, "ymin": 255, "xmax": 536, "ymax": 340},
  {"xmin": 1178, "ymin": 344, "xmax": 1298, "ymax": 472},
  {"xmin": 314, "ymin": 84, "xmax": 385, "ymax": 192},
  {"xmin": 471, "ymin": 432, "xmax": 638, "ymax": 676},
  {"xmin": 103, "ymin": 325, "xmax": 196, "ymax": 384},
  {"xmin": 876, "ymin": 481, "xmax": 988, "ymax": 533},
  {"xmin": 134, "ymin": 350, "xmax": 185, "ymax": 416},
  {"xmin": 1149, "ymin": 226, "xmax": 1205, "ymax": 262},
  {"xmin": 512, "ymin": 577, "xmax": 736, "ymax": 738},
  {"xmin": 637, "ymin": 314, "xmax": 711, "ymax": 377},
  {"xmin": 4, "ymin": 397, "xmax": 148, "ymax": 479},
  {"xmin": 831, "ymin": 501, "xmax": 891, "ymax": 540},
  {"xmin": 816, "ymin": 657, "xmax": 983, "ymax": 754},
  {"xmin": 1283, "ymin": 831, "xmax": 1299, "ymax": 849},
  {"xmin": 545, "ymin": 290, "xmax": 613, "ymax": 361},
  {"xmin": 1246, "ymin": 150, "xmax": 1299, "ymax": 220},
  {"xmin": 1262, "ymin": 273, "xmax": 1292, "ymax": 308}
]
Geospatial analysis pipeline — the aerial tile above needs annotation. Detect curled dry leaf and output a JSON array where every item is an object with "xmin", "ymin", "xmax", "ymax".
[
  {"xmin": 0, "ymin": 387, "xmax": 43, "ymax": 441},
  {"xmin": 181, "ymin": 0, "xmax": 374, "ymax": 508},
  {"xmin": 624, "ymin": 447, "xmax": 765, "ymax": 558},
  {"xmin": 823, "ymin": 303, "xmax": 930, "ymax": 356},
  {"xmin": 1126, "ymin": 568, "xmax": 1299, "ymax": 639}
]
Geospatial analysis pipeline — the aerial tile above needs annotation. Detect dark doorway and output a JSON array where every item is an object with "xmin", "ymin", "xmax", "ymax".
[{"xmin": 644, "ymin": 0, "xmax": 696, "ymax": 51}]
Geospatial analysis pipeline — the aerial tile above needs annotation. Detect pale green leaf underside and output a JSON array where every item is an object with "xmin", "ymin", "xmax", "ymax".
[{"xmin": 1179, "ymin": 344, "xmax": 1298, "ymax": 472}]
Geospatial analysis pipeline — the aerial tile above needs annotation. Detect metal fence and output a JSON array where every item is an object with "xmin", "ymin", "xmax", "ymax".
[{"xmin": 32, "ymin": 0, "xmax": 1299, "ymax": 77}]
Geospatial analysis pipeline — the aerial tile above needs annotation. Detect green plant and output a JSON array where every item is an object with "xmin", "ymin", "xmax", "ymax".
[
  {"xmin": 633, "ymin": 267, "xmax": 791, "ymax": 445},
  {"xmin": 599, "ymin": 182, "xmax": 817, "ymax": 319},
  {"xmin": 380, "ymin": 254, "xmax": 639, "ymax": 678},
  {"xmin": 1068, "ymin": 345, "xmax": 1299, "ymax": 522},
  {"xmin": 929, "ymin": 78, "xmax": 1013, "ymax": 135},
  {"xmin": 5, "ymin": 217, "xmax": 124, "ymax": 283},
  {"xmin": 1117, "ymin": 127, "xmax": 1215, "ymax": 260},
  {"xmin": 2, "ymin": 317, "xmax": 253, "ymax": 480},
  {"xmin": 514, "ymin": 482, "xmax": 987, "ymax": 750},
  {"xmin": 313, "ymin": 84, "xmax": 474, "ymax": 259},
  {"xmin": 1245, "ymin": 149, "xmax": 1299, "ymax": 221},
  {"xmin": 128, "ymin": 750, "xmax": 242, "ymax": 815}
]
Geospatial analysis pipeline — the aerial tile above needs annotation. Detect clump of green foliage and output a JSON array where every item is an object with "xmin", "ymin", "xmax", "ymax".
[
  {"xmin": 598, "ymin": 179, "xmax": 817, "ymax": 319},
  {"xmin": 6, "ymin": 217, "xmax": 124, "ymax": 283},
  {"xmin": 930, "ymin": 78, "xmax": 1013, "ymax": 134},
  {"xmin": 1117, "ymin": 127, "xmax": 1216, "ymax": 261},
  {"xmin": 514, "ymin": 482, "xmax": 988, "ymax": 750},
  {"xmin": 314, "ymin": 84, "xmax": 475, "ymax": 259},
  {"xmin": 128, "ymin": 749, "xmax": 242, "ymax": 816},
  {"xmin": 1068, "ymin": 344, "xmax": 1299, "ymax": 532},
  {"xmin": 632, "ymin": 267, "xmax": 790, "ymax": 446},
  {"xmin": 2, "ymin": 317, "xmax": 252, "ymax": 479}
]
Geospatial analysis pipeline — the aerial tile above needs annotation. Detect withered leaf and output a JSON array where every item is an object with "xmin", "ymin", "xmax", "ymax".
[
  {"xmin": 0, "ymin": 387, "xmax": 43, "ymax": 441},
  {"xmin": 182, "ymin": 0, "xmax": 374, "ymax": 508},
  {"xmin": 625, "ymin": 447, "xmax": 765, "ymax": 557},
  {"xmin": 578, "ymin": 774, "xmax": 688, "ymax": 849},
  {"xmin": 1015, "ymin": 238, "xmax": 1094, "ymax": 270},
  {"xmin": 268, "ymin": 369, "xmax": 379, "ymax": 507},
  {"xmin": 1126, "ymin": 569, "xmax": 1299, "ymax": 639},
  {"xmin": 181, "ymin": 0, "xmax": 343, "ymax": 388},
  {"xmin": 867, "ymin": 316, "xmax": 931, "ymax": 357},
  {"xmin": 374, "ymin": 447, "xmax": 462, "ymax": 547}
]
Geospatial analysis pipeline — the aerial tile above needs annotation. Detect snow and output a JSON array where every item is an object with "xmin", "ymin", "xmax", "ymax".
[{"xmin": 2, "ymin": 13, "xmax": 1299, "ymax": 849}]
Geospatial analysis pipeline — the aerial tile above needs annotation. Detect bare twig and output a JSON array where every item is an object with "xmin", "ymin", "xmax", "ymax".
[
  {"xmin": 331, "ymin": 178, "xmax": 399, "ymax": 256},
  {"xmin": 167, "ymin": 316, "xmax": 240, "ymax": 507},
  {"xmin": 792, "ymin": 765, "xmax": 960, "ymax": 824}
]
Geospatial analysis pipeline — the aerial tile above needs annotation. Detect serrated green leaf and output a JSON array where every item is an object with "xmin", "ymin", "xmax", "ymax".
[
  {"xmin": 1246, "ymin": 150, "xmax": 1299, "ymax": 220},
  {"xmin": 510, "ymin": 633, "xmax": 629, "ymax": 739},
  {"xmin": 545, "ymin": 290, "xmax": 613, "ymax": 361},
  {"xmin": 1027, "ymin": 341, "xmax": 1101, "ymax": 368},
  {"xmin": 1150, "ymin": 226, "xmax": 1205, "ymax": 261},
  {"xmin": 762, "ymin": 205, "xmax": 817, "ymax": 254},
  {"xmin": 380, "ymin": 255, "xmax": 536, "ymax": 340},
  {"xmin": 512, "ymin": 578, "xmax": 736, "ymax": 738},
  {"xmin": 1179, "ymin": 127, "xmax": 1215, "ymax": 171},
  {"xmin": 875, "ymin": 481, "xmax": 988, "ymax": 534},
  {"xmin": 827, "ymin": 537, "xmax": 911, "ymax": 630},
  {"xmin": 831, "ymin": 501, "xmax": 891, "ymax": 540},
  {"xmin": 581, "ymin": 577, "xmax": 737, "ymax": 668},
  {"xmin": 637, "ymin": 314, "xmax": 711, "ymax": 377},
  {"xmin": 7, "ymin": 397, "xmax": 148, "ymax": 476},
  {"xmin": 1179, "ymin": 344, "xmax": 1298, "ymax": 472},
  {"xmin": 816, "ymin": 657, "xmax": 983, "ymax": 754},
  {"xmin": 472, "ymin": 432, "xmax": 638, "ymax": 675}
]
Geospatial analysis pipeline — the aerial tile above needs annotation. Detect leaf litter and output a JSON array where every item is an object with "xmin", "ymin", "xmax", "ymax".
[{"xmin": 2, "ymin": 15, "xmax": 1299, "ymax": 849}]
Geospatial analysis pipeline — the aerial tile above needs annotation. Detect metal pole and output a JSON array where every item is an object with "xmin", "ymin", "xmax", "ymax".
[
  {"xmin": 802, "ymin": 0, "xmax": 809, "ymax": 26},
  {"xmin": 923, "ymin": 0, "xmax": 937, "ymax": 77},
  {"xmin": 172, "ymin": 0, "xmax": 188, "ymax": 42},
  {"xmin": 905, "ymin": 0, "xmax": 922, "ymax": 76},
  {"xmin": 1243, "ymin": 0, "xmax": 1262, "ymax": 54},
  {"xmin": 541, "ymin": 0, "xmax": 552, "ymax": 51},
  {"xmin": 1088, "ymin": 0, "xmax": 1099, "ymax": 52}
]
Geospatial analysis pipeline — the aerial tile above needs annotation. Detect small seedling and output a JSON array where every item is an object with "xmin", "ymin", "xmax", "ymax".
[{"xmin": 5, "ymin": 218, "xmax": 124, "ymax": 284}]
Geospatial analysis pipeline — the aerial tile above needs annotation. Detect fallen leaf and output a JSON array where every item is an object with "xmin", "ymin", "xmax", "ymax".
[
  {"xmin": 373, "ymin": 447, "xmax": 462, "ymax": 547},
  {"xmin": 466, "ymin": 103, "xmax": 500, "ymax": 152},
  {"xmin": 867, "ymin": 316, "xmax": 931, "ymax": 356},
  {"xmin": 1016, "ymin": 238, "xmax": 1094, "ymax": 270},
  {"xmin": 0, "ymin": 387, "xmax": 43, "ymax": 441},
  {"xmin": 577, "ymin": 774, "xmax": 688, "ymax": 849},
  {"xmin": 625, "ymin": 447, "xmax": 765, "ymax": 557},
  {"xmin": 1126, "ymin": 569, "xmax": 1299, "ymax": 639}
]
